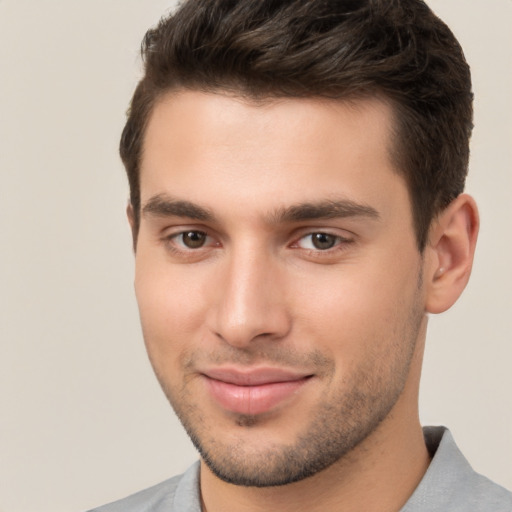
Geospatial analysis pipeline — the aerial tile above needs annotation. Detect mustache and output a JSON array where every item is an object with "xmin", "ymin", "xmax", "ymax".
[{"xmin": 182, "ymin": 345, "xmax": 334, "ymax": 374}]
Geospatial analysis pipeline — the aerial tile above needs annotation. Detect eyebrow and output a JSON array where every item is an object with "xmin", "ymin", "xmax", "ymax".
[
  {"xmin": 271, "ymin": 199, "xmax": 380, "ymax": 223},
  {"xmin": 142, "ymin": 194, "xmax": 214, "ymax": 221},
  {"xmin": 141, "ymin": 194, "xmax": 380, "ymax": 224}
]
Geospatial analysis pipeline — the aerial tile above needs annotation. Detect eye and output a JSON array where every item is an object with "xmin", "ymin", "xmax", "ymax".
[
  {"xmin": 296, "ymin": 232, "xmax": 343, "ymax": 250},
  {"xmin": 173, "ymin": 230, "xmax": 210, "ymax": 249}
]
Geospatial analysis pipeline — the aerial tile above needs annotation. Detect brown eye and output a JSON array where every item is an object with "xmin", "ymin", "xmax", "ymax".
[
  {"xmin": 310, "ymin": 233, "xmax": 338, "ymax": 250},
  {"xmin": 181, "ymin": 231, "xmax": 207, "ymax": 249}
]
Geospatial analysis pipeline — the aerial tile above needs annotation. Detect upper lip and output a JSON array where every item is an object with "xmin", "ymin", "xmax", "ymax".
[{"xmin": 201, "ymin": 367, "xmax": 312, "ymax": 386}]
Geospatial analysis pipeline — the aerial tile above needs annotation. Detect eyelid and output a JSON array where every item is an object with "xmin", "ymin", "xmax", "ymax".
[
  {"xmin": 288, "ymin": 229, "xmax": 356, "ymax": 259},
  {"xmin": 296, "ymin": 233, "xmax": 341, "ymax": 250},
  {"xmin": 162, "ymin": 225, "xmax": 221, "ymax": 252},
  {"xmin": 172, "ymin": 231, "xmax": 208, "ymax": 249},
  {"xmin": 160, "ymin": 222, "xmax": 215, "ymax": 238},
  {"xmin": 159, "ymin": 224, "xmax": 355, "ymax": 257},
  {"xmin": 291, "ymin": 226, "xmax": 353, "ymax": 243}
]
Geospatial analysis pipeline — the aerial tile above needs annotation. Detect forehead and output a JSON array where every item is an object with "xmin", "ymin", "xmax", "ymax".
[
  {"xmin": 143, "ymin": 90, "xmax": 395, "ymax": 160},
  {"xmin": 140, "ymin": 90, "xmax": 407, "ymax": 222}
]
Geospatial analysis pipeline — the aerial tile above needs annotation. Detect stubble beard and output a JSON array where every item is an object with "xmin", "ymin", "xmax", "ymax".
[{"xmin": 150, "ymin": 302, "xmax": 424, "ymax": 488}]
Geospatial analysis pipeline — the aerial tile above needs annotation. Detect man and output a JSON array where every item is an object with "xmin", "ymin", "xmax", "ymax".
[{"xmin": 89, "ymin": 0, "xmax": 512, "ymax": 510}]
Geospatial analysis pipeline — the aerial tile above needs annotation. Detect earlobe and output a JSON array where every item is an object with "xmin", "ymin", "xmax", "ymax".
[
  {"xmin": 126, "ymin": 202, "xmax": 138, "ymax": 252},
  {"xmin": 425, "ymin": 194, "xmax": 479, "ymax": 314}
]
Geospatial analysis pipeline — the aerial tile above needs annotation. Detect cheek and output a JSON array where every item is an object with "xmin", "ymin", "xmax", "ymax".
[
  {"xmin": 134, "ymin": 258, "xmax": 209, "ymax": 363},
  {"xmin": 292, "ymin": 256, "xmax": 422, "ymax": 360}
]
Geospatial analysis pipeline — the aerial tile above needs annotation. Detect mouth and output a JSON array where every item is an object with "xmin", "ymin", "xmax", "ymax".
[{"xmin": 201, "ymin": 367, "xmax": 314, "ymax": 416}]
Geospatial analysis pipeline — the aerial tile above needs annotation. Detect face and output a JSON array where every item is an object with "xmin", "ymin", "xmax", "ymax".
[{"xmin": 134, "ymin": 91, "xmax": 428, "ymax": 486}]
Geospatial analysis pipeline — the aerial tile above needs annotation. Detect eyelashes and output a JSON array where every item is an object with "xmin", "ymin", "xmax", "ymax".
[
  {"xmin": 162, "ymin": 228, "xmax": 355, "ymax": 262},
  {"xmin": 171, "ymin": 230, "xmax": 212, "ymax": 249},
  {"xmin": 293, "ymin": 232, "xmax": 350, "ymax": 251}
]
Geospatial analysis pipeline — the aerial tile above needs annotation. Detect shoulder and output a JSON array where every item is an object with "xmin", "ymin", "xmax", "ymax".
[
  {"xmin": 429, "ymin": 470, "xmax": 512, "ymax": 511},
  {"xmin": 463, "ymin": 472, "xmax": 512, "ymax": 511},
  {"xmin": 86, "ymin": 462, "xmax": 201, "ymax": 512},
  {"xmin": 402, "ymin": 427, "xmax": 512, "ymax": 512},
  {"xmin": 87, "ymin": 477, "xmax": 180, "ymax": 512}
]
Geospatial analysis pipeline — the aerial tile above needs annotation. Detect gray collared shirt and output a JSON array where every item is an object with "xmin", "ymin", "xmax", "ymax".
[{"xmin": 88, "ymin": 426, "xmax": 512, "ymax": 511}]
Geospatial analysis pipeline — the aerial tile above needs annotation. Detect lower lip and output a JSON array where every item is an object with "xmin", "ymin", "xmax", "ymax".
[{"xmin": 204, "ymin": 377, "xmax": 311, "ymax": 415}]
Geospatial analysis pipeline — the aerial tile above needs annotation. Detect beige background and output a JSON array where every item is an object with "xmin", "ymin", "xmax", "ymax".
[{"xmin": 0, "ymin": 1, "xmax": 510, "ymax": 511}]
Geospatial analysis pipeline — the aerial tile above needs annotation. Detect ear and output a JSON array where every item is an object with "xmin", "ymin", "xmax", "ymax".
[
  {"xmin": 424, "ymin": 194, "xmax": 479, "ymax": 314},
  {"xmin": 126, "ymin": 202, "xmax": 138, "ymax": 252}
]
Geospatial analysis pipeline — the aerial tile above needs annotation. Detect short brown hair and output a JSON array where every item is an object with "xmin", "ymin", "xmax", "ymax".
[{"xmin": 120, "ymin": 0, "xmax": 473, "ymax": 250}]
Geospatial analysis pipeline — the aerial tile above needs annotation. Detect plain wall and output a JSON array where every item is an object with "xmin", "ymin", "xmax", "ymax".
[{"xmin": 0, "ymin": 1, "xmax": 510, "ymax": 511}]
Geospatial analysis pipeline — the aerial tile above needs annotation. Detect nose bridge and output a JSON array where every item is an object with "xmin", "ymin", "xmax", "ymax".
[{"xmin": 212, "ymin": 240, "xmax": 289, "ymax": 346}]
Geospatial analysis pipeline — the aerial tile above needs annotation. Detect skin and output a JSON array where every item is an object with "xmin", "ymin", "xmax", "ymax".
[{"xmin": 131, "ymin": 90, "xmax": 478, "ymax": 512}]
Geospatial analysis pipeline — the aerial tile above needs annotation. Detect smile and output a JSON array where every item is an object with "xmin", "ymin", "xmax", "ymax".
[{"xmin": 201, "ymin": 368, "xmax": 313, "ymax": 416}]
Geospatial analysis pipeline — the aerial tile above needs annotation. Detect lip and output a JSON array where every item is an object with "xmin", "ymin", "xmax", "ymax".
[{"xmin": 201, "ymin": 367, "xmax": 313, "ymax": 415}]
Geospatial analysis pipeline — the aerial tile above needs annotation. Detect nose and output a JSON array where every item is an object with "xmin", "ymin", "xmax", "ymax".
[{"xmin": 208, "ymin": 246, "xmax": 291, "ymax": 348}]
